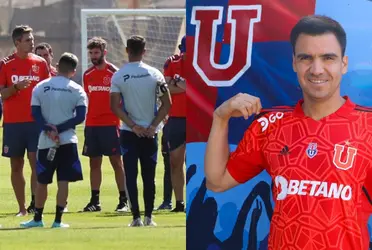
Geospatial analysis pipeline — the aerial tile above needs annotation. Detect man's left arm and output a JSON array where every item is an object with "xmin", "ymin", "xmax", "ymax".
[
  {"xmin": 174, "ymin": 77, "xmax": 186, "ymax": 91},
  {"xmin": 163, "ymin": 56, "xmax": 184, "ymax": 94},
  {"xmin": 55, "ymin": 87, "xmax": 87, "ymax": 133}
]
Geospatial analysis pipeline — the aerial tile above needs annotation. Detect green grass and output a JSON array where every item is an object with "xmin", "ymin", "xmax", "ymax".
[{"xmin": 0, "ymin": 125, "xmax": 186, "ymax": 250}]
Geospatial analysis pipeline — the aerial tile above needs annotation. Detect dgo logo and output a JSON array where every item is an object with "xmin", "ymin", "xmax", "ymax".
[
  {"xmin": 257, "ymin": 112, "xmax": 284, "ymax": 132},
  {"xmin": 190, "ymin": 5, "xmax": 262, "ymax": 87}
]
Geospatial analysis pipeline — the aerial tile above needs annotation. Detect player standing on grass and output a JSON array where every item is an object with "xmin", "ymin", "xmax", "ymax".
[
  {"xmin": 0, "ymin": 25, "xmax": 50, "ymax": 216},
  {"xmin": 34, "ymin": 42, "xmax": 58, "ymax": 76},
  {"xmin": 35, "ymin": 42, "xmax": 70, "ymax": 213},
  {"xmin": 21, "ymin": 52, "xmax": 87, "ymax": 228},
  {"xmin": 162, "ymin": 35, "xmax": 186, "ymax": 212},
  {"xmin": 110, "ymin": 35, "xmax": 171, "ymax": 227},
  {"xmin": 156, "ymin": 37, "xmax": 187, "ymax": 211},
  {"xmin": 82, "ymin": 37, "xmax": 129, "ymax": 212},
  {"xmin": 205, "ymin": 15, "xmax": 372, "ymax": 249}
]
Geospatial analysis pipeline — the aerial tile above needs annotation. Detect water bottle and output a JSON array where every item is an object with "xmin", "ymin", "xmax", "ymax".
[
  {"xmin": 47, "ymin": 147, "xmax": 57, "ymax": 161},
  {"xmin": 47, "ymin": 134, "xmax": 60, "ymax": 161}
]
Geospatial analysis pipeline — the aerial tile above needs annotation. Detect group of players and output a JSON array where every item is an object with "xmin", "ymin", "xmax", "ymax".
[{"xmin": 0, "ymin": 24, "xmax": 186, "ymax": 228}]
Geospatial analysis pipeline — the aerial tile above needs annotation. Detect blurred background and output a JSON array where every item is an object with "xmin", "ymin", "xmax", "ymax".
[{"xmin": 0, "ymin": 0, "xmax": 185, "ymax": 83}]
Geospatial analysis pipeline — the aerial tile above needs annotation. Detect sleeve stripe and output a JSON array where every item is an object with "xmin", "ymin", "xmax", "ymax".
[{"xmin": 362, "ymin": 186, "xmax": 372, "ymax": 205}]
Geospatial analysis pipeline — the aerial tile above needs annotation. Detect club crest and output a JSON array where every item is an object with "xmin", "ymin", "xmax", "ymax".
[
  {"xmin": 32, "ymin": 64, "xmax": 39, "ymax": 74},
  {"xmin": 306, "ymin": 143, "xmax": 318, "ymax": 158}
]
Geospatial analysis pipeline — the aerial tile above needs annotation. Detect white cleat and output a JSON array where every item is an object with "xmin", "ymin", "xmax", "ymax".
[
  {"xmin": 143, "ymin": 216, "xmax": 157, "ymax": 227},
  {"xmin": 51, "ymin": 222, "xmax": 70, "ymax": 228},
  {"xmin": 16, "ymin": 212, "xmax": 27, "ymax": 217},
  {"xmin": 116, "ymin": 206, "xmax": 129, "ymax": 212},
  {"xmin": 128, "ymin": 218, "xmax": 144, "ymax": 227}
]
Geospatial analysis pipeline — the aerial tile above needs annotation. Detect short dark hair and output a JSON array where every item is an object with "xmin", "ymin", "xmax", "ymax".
[
  {"xmin": 126, "ymin": 35, "xmax": 146, "ymax": 56},
  {"xmin": 87, "ymin": 37, "xmax": 107, "ymax": 51},
  {"xmin": 290, "ymin": 15, "xmax": 347, "ymax": 56},
  {"xmin": 58, "ymin": 52, "xmax": 78, "ymax": 74},
  {"xmin": 12, "ymin": 25, "xmax": 33, "ymax": 45},
  {"xmin": 34, "ymin": 42, "xmax": 53, "ymax": 56}
]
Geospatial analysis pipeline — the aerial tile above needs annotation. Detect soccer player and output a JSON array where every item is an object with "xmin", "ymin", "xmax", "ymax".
[
  {"xmin": 0, "ymin": 25, "xmax": 50, "ymax": 216},
  {"xmin": 162, "ymin": 35, "xmax": 186, "ymax": 212},
  {"xmin": 110, "ymin": 35, "xmax": 171, "ymax": 227},
  {"xmin": 21, "ymin": 52, "xmax": 87, "ymax": 228},
  {"xmin": 82, "ymin": 37, "xmax": 128, "ymax": 212},
  {"xmin": 205, "ymin": 15, "xmax": 372, "ymax": 250},
  {"xmin": 34, "ymin": 42, "xmax": 57, "ymax": 76},
  {"xmin": 34, "ymin": 42, "xmax": 69, "ymax": 212}
]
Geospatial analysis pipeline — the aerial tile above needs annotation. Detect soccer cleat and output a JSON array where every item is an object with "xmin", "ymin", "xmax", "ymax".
[
  {"xmin": 143, "ymin": 216, "xmax": 157, "ymax": 227},
  {"xmin": 156, "ymin": 202, "xmax": 172, "ymax": 210},
  {"xmin": 128, "ymin": 218, "xmax": 144, "ymax": 227},
  {"xmin": 51, "ymin": 222, "xmax": 70, "ymax": 228},
  {"xmin": 171, "ymin": 201, "xmax": 185, "ymax": 213},
  {"xmin": 20, "ymin": 219, "xmax": 44, "ymax": 228},
  {"xmin": 82, "ymin": 202, "xmax": 101, "ymax": 212},
  {"xmin": 64, "ymin": 202, "xmax": 68, "ymax": 212},
  {"xmin": 115, "ymin": 202, "xmax": 129, "ymax": 212},
  {"xmin": 16, "ymin": 211, "xmax": 27, "ymax": 217},
  {"xmin": 27, "ymin": 203, "xmax": 36, "ymax": 214}
]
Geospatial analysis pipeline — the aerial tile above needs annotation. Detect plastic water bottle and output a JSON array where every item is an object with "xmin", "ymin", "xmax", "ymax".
[
  {"xmin": 47, "ymin": 134, "xmax": 60, "ymax": 161},
  {"xmin": 47, "ymin": 147, "xmax": 57, "ymax": 161}
]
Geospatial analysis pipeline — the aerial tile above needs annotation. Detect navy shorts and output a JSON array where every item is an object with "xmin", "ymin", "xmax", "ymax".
[
  {"xmin": 82, "ymin": 126, "xmax": 121, "ymax": 157},
  {"xmin": 165, "ymin": 117, "xmax": 186, "ymax": 152},
  {"xmin": 36, "ymin": 143, "xmax": 83, "ymax": 184},
  {"xmin": 2, "ymin": 122, "xmax": 40, "ymax": 157}
]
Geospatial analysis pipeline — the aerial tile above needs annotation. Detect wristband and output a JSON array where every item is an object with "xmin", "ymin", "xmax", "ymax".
[{"xmin": 13, "ymin": 84, "xmax": 19, "ymax": 91}]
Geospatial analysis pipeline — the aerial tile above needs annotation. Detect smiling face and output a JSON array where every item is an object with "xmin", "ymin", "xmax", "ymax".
[{"xmin": 292, "ymin": 33, "xmax": 348, "ymax": 102}]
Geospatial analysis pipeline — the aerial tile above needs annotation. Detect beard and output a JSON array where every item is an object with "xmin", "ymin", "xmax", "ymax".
[{"xmin": 91, "ymin": 55, "xmax": 104, "ymax": 66}]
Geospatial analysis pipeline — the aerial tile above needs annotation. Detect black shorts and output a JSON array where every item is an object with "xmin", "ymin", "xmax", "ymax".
[
  {"xmin": 165, "ymin": 117, "xmax": 186, "ymax": 152},
  {"xmin": 2, "ymin": 122, "xmax": 40, "ymax": 157},
  {"xmin": 82, "ymin": 126, "xmax": 121, "ymax": 157},
  {"xmin": 36, "ymin": 143, "xmax": 83, "ymax": 184}
]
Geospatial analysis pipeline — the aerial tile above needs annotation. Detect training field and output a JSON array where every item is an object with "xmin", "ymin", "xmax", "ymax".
[{"xmin": 0, "ymin": 126, "xmax": 186, "ymax": 250}]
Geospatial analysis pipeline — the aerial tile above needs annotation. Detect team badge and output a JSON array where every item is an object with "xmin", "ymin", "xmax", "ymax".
[
  {"xmin": 306, "ymin": 143, "xmax": 318, "ymax": 158},
  {"xmin": 32, "ymin": 64, "xmax": 39, "ymax": 74},
  {"xmin": 332, "ymin": 143, "xmax": 357, "ymax": 171},
  {"xmin": 103, "ymin": 76, "xmax": 110, "ymax": 85}
]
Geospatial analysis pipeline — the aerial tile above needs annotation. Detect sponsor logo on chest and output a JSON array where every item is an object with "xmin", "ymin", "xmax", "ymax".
[{"xmin": 88, "ymin": 85, "xmax": 110, "ymax": 92}]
